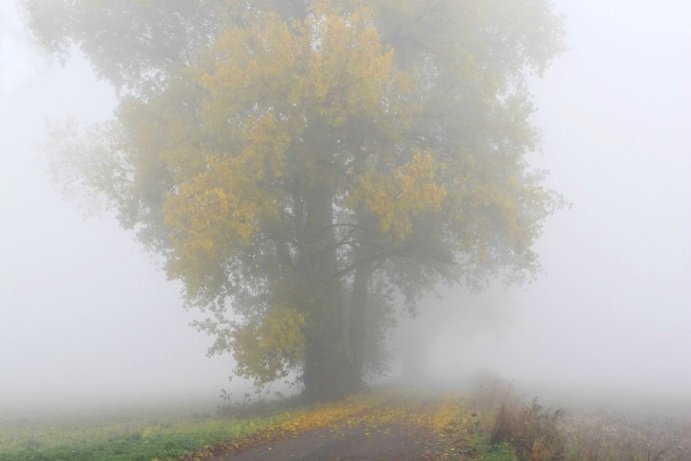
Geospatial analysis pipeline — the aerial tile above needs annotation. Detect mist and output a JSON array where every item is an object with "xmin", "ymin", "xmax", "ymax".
[
  {"xmin": 1, "ymin": 0, "xmax": 690, "ymax": 418},
  {"xmin": 394, "ymin": 0, "xmax": 691, "ymax": 401}
]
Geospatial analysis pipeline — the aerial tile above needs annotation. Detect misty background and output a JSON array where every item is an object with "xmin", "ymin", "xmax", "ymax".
[{"xmin": 1, "ymin": 0, "xmax": 689, "ymax": 409}]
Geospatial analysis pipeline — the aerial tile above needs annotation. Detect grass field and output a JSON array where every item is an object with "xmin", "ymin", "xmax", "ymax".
[
  {"xmin": 0, "ymin": 399, "xmax": 296, "ymax": 461},
  {"xmin": 1, "ymin": 387, "xmax": 689, "ymax": 461}
]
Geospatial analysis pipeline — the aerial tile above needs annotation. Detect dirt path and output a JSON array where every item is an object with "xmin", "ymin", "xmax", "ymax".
[
  {"xmin": 213, "ymin": 423, "xmax": 443, "ymax": 460},
  {"xmin": 197, "ymin": 393, "xmax": 463, "ymax": 461}
]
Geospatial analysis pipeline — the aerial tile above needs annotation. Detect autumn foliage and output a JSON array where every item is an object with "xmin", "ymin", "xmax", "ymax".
[{"xmin": 36, "ymin": 0, "xmax": 564, "ymax": 401}]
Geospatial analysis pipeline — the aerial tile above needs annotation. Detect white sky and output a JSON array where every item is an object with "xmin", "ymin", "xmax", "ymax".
[
  {"xmin": 1, "ymin": 0, "xmax": 690, "ymax": 407},
  {"xmin": 0, "ymin": 1, "xmax": 233, "ymax": 405}
]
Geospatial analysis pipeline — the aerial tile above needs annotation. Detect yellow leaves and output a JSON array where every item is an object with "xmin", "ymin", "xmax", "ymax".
[
  {"xmin": 250, "ymin": 390, "xmax": 472, "ymax": 447},
  {"xmin": 158, "ymin": 5, "xmax": 423, "ymax": 296},
  {"xmin": 271, "ymin": 390, "xmax": 436, "ymax": 436},
  {"xmin": 241, "ymin": 111, "xmax": 291, "ymax": 180},
  {"xmin": 162, "ymin": 155, "xmax": 279, "ymax": 289},
  {"xmin": 198, "ymin": 5, "xmax": 407, "ymax": 131},
  {"xmin": 350, "ymin": 149, "xmax": 447, "ymax": 239},
  {"xmin": 232, "ymin": 305, "xmax": 305, "ymax": 386},
  {"xmin": 428, "ymin": 395, "xmax": 466, "ymax": 435},
  {"xmin": 201, "ymin": 13, "xmax": 305, "ymax": 109},
  {"xmin": 274, "ymin": 392, "xmax": 381, "ymax": 435},
  {"xmin": 306, "ymin": 8, "xmax": 399, "ymax": 127}
]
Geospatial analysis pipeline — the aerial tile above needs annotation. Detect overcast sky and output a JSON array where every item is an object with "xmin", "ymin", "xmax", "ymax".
[{"xmin": 1, "ymin": 0, "xmax": 689, "ymax": 408}]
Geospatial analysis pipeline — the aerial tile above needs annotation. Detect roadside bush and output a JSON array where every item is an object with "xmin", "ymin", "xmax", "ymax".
[
  {"xmin": 491, "ymin": 398, "xmax": 565, "ymax": 461},
  {"xmin": 474, "ymin": 378, "xmax": 691, "ymax": 461},
  {"xmin": 474, "ymin": 379, "xmax": 565, "ymax": 461}
]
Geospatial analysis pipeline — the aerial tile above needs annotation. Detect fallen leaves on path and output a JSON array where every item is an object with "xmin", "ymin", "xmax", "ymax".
[{"xmin": 179, "ymin": 390, "xmax": 472, "ymax": 460}]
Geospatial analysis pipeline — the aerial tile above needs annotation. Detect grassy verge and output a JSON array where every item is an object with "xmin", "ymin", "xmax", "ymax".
[
  {"xmin": 426, "ymin": 394, "xmax": 518, "ymax": 461},
  {"xmin": 0, "ymin": 400, "xmax": 297, "ymax": 461},
  {"xmin": 0, "ymin": 390, "xmax": 406, "ymax": 461},
  {"xmin": 464, "ymin": 436, "xmax": 517, "ymax": 461}
]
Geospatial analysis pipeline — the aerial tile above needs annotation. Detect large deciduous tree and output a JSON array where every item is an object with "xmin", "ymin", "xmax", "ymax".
[{"xmin": 29, "ymin": 0, "xmax": 564, "ymax": 401}]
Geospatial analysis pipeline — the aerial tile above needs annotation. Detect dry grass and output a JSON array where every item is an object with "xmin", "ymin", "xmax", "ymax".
[
  {"xmin": 561, "ymin": 405, "xmax": 691, "ymax": 461},
  {"xmin": 472, "ymin": 379, "xmax": 691, "ymax": 461},
  {"xmin": 473, "ymin": 379, "xmax": 565, "ymax": 461}
]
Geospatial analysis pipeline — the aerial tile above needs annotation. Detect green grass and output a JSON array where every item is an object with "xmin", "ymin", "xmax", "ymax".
[
  {"xmin": 0, "ymin": 403, "xmax": 296, "ymax": 461},
  {"xmin": 466, "ymin": 435, "xmax": 518, "ymax": 461}
]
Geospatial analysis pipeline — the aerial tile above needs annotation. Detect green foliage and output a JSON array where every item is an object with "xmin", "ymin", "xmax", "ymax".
[
  {"xmin": 467, "ymin": 435, "xmax": 518, "ymax": 461},
  {"xmin": 24, "ymin": 0, "xmax": 225, "ymax": 93},
  {"xmin": 30, "ymin": 0, "xmax": 565, "ymax": 395}
]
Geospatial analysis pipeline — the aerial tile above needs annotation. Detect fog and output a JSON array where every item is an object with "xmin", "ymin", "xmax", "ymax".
[{"xmin": 1, "ymin": 0, "xmax": 689, "ymax": 412}]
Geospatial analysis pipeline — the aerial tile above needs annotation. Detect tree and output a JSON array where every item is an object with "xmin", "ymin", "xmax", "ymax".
[{"xmin": 29, "ymin": 0, "xmax": 564, "ymax": 402}]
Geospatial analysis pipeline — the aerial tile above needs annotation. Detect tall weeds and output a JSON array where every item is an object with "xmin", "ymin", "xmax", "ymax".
[
  {"xmin": 475, "ymin": 379, "xmax": 565, "ymax": 461},
  {"xmin": 473, "ymin": 379, "xmax": 690, "ymax": 461}
]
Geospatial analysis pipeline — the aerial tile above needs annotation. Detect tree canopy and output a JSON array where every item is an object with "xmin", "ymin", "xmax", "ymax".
[{"xmin": 29, "ymin": 0, "xmax": 564, "ymax": 401}]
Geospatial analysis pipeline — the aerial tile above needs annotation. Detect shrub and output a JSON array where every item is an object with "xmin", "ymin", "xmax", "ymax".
[
  {"xmin": 475, "ymin": 379, "xmax": 565, "ymax": 461},
  {"xmin": 491, "ymin": 398, "xmax": 565, "ymax": 461}
]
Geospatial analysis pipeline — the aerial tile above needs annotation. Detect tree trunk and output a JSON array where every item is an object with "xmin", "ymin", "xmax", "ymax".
[
  {"xmin": 349, "ymin": 259, "xmax": 372, "ymax": 386},
  {"xmin": 300, "ymin": 273, "xmax": 363, "ymax": 401},
  {"xmin": 303, "ymin": 330, "xmax": 359, "ymax": 402},
  {"xmin": 298, "ymin": 179, "xmax": 362, "ymax": 402}
]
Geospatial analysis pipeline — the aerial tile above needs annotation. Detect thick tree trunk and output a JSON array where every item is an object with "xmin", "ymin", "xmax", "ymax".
[
  {"xmin": 348, "ymin": 216, "xmax": 377, "ymax": 386},
  {"xmin": 303, "ymin": 330, "xmax": 359, "ymax": 402},
  {"xmin": 298, "ymin": 180, "xmax": 362, "ymax": 402},
  {"xmin": 302, "ymin": 240, "xmax": 375, "ymax": 402},
  {"xmin": 300, "ymin": 276, "xmax": 363, "ymax": 402},
  {"xmin": 349, "ymin": 259, "xmax": 372, "ymax": 386}
]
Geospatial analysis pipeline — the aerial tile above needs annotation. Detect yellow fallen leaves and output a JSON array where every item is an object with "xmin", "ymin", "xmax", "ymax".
[
  {"xmin": 428, "ymin": 394, "xmax": 467, "ymax": 435},
  {"xmin": 273, "ymin": 391, "xmax": 390, "ymax": 435},
  {"xmin": 272, "ymin": 389, "xmax": 468, "ymax": 437},
  {"xmin": 181, "ymin": 390, "xmax": 476, "ymax": 460}
]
